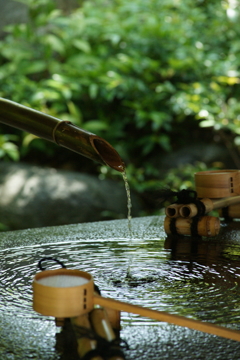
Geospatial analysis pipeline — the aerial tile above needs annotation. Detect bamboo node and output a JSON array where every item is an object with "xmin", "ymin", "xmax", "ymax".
[{"xmin": 52, "ymin": 120, "xmax": 72, "ymax": 145}]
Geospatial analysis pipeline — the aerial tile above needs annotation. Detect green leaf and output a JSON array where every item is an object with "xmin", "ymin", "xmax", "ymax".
[
  {"xmin": 83, "ymin": 120, "xmax": 109, "ymax": 132},
  {"xmin": 43, "ymin": 34, "xmax": 65, "ymax": 54},
  {"xmin": 199, "ymin": 120, "xmax": 215, "ymax": 128},
  {"xmin": 72, "ymin": 39, "xmax": 91, "ymax": 53},
  {"xmin": 23, "ymin": 61, "xmax": 47, "ymax": 75},
  {"xmin": 89, "ymin": 83, "xmax": 98, "ymax": 99},
  {"xmin": 1, "ymin": 142, "xmax": 19, "ymax": 161}
]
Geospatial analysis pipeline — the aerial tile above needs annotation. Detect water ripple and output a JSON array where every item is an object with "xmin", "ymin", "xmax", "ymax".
[{"xmin": 1, "ymin": 223, "xmax": 240, "ymax": 360}]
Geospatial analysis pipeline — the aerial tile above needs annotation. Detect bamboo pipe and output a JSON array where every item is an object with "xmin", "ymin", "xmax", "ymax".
[
  {"xmin": 71, "ymin": 314, "xmax": 104, "ymax": 360},
  {"xmin": 165, "ymin": 204, "xmax": 183, "ymax": 218},
  {"xmin": 0, "ymin": 98, "xmax": 125, "ymax": 172},
  {"xmin": 90, "ymin": 308, "xmax": 116, "ymax": 342},
  {"xmin": 89, "ymin": 308, "xmax": 125, "ymax": 360},
  {"xmin": 104, "ymin": 307, "xmax": 121, "ymax": 334},
  {"xmin": 164, "ymin": 215, "xmax": 220, "ymax": 237},
  {"xmin": 179, "ymin": 195, "xmax": 240, "ymax": 218},
  {"xmin": 93, "ymin": 289, "xmax": 121, "ymax": 335},
  {"xmin": 93, "ymin": 295, "xmax": 240, "ymax": 342},
  {"xmin": 218, "ymin": 203, "xmax": 240, "ymax": 218}
]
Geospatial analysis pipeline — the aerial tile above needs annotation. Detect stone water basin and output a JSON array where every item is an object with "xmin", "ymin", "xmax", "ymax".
[{"xmin": 1, "ymin": 215, "xmax": 240, "ymax": 359}]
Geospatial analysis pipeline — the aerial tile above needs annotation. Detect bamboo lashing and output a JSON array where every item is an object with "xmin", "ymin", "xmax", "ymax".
[
  {"xmin": 33, "ymin": 268, "xmax": 240, "ymax": 343},
  {"xmin": 0, "ymin": 97, "xmax": 125, "ymax": 172}
]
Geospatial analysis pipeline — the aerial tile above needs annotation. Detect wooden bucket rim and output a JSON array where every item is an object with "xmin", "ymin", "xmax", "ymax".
[{"xmin": 195, "ymin": 170, "xmax": 240, "ymax": 175}]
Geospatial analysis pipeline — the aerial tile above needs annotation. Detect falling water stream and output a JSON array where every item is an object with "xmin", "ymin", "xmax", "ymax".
[
  {"xmin": 122, "ymin": 169, "xmax": 134, "ymax": 277},
  {"xmin": 122, "ymin": 169, "xmax": 132, "ymax": 236}
]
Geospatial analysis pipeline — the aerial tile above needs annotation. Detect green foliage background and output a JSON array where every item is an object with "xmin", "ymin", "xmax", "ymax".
[{"xmin": 0, "ymin": 0, "xmax": 240, "ymax": 210}]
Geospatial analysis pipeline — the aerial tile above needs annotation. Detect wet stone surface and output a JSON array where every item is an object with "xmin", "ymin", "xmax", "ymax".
[{"xmin": 1, "ymin": 216, "xmax": 240, "ymax": 359}]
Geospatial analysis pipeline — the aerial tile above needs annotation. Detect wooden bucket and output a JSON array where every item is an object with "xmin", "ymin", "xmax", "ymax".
[
  {"xmin": 195, "ymin": 170, "xmax": 240, "ymax": 198},
  {"xmin": 33, "ymin": 268, "xmax": 94, "ymax": 317}
]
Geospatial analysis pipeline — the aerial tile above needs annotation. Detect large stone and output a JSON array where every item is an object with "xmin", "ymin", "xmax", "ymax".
[
  {"xmin": 151, "ymin": 143, "xmax": 235, "ymax": 174},
  {"xmin": 0, "ymin": 0, "xmax": 79, "ymax": 38},
  {"xmin": 0, "ymin": 162, "xmax": 142, "ymax": 230}
]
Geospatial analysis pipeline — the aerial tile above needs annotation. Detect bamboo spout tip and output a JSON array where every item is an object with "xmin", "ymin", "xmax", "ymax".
[{"xmin": 91, "ymin": 137, "xmax": 125, "ymax": 172}]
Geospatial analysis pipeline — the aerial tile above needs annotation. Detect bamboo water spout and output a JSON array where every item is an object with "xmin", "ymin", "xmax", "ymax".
[{"xmin": 0, "ymin": 98, "xmax": 125, "ymax": 172}]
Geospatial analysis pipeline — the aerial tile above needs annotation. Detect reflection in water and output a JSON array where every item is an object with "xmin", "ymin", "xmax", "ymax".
[
  {"xmin": 164, "ymin": 233, "xmax": 240, "ymax": 324},
  {"xmin": 1, "ymin": 217, "xmax": 240, "ymax": 359}
]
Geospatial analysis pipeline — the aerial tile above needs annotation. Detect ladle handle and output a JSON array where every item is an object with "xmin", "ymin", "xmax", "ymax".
[{"xmin": 93, "ymin": 295, "xmax": 240, "ymax": 342}]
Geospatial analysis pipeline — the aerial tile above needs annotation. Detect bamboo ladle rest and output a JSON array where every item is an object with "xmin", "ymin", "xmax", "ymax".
[
  {"xmin": 33, "ymin": 268, "xmax": 240, "ymax": 342},
  {"xmin": 165, "ymin": 170, "xmax": 240, "ymax": 219}
]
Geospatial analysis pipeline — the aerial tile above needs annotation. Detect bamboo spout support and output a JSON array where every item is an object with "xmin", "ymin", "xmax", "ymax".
[
  {"xmin": 0, "ymin": 98, "xmax": 125, "ymax": 172},
  {"xmin": 179, "ymin": 195, "xmax": 240, "ymax": 218}
]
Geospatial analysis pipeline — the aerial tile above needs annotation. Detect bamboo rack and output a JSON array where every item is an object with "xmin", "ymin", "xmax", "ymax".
[
  {"xmin": 0, "ymin": 98, "xmax": 125, "ymax": 172},
  {"xmin": 164, "ymin": 170, "xmax": 240, "ymax": 237}
]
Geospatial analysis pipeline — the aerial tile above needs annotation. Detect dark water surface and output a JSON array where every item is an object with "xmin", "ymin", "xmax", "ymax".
[{"xmin": 1, "ymin": 216, "xmax": 240, "ymax": 359}]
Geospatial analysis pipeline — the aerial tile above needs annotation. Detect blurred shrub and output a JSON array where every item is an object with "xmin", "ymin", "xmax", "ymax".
[
  {"xmin": 0, "ymin": 134, "xmax": 19, "ymax": 161},
  {"xmin": 0, "ymin": 0, "xmax": 239, "ymax": 197}
]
